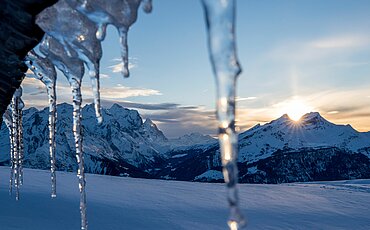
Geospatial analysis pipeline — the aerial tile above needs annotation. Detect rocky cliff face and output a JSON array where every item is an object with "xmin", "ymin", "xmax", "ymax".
[{"xmin": 0, "ymin": 0, "xmax": 57, "ymax": 122}]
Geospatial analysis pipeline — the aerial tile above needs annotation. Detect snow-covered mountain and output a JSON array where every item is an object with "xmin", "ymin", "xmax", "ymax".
[
  {"xmin": 168, "ymin": 133, "xmax": 216, "ymax": 147},
  {"xmin": 1, "ymin": 106, "xmax": 370, "ymax": 183},
  {"xmin": 0, "ymin": 103, "xmax": 213, "ymax": 178},
  {"xmin": 160, "ymin": 112, "xmax": 370, "ymax": 183}
]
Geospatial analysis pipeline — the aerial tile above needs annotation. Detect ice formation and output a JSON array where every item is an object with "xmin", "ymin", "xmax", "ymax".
[
  {"xmin": 36, "ymin": 0, "xmax": 103, "ymax": 124},
  {"xmin": 3, "ymin": 109, "xmax": 14, "ymax": 195},
  {"xmin": 25, "ymin": 50, "xmax": 58, "ymax": 198},
  {"xmin": 10, "ymin": 87, "xmax": 24, "ymax": 201},
  {"xmin": 33, "ymin": 0, "xmax": 152, "ymax": 228},
  {"xmin": 39, "ymin": 35, "xmax": 87, "ymax": 229},
  {"xmin": 10, "ymin": 0, "xmax": 244, "ymax": 229},
  {"xmin": 66, "ymin": 0, "xmax": 152, "ymax": 78},
  {"xmin": 202, "ymin": 0, "xmax": 246, "ymax": 229}
]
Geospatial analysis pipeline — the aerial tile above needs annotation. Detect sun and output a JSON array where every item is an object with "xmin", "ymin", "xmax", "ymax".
[{"xmin": 283, "ymin": 99, "xmax": 313, "ymax": 121}]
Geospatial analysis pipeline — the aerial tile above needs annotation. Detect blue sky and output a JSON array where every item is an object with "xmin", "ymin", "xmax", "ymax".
[{"xmin": 23, "ymin": 0, "xmax": 370, "ymax": 137}]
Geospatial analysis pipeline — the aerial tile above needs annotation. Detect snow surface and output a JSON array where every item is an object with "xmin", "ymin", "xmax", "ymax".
[
  {"xmin": 1, "ymin": 167, "xmax": 370, "ymax": 229},
  {"xmin": 194, "ymin": 170, "xmax": 224, "ymax": 181}
]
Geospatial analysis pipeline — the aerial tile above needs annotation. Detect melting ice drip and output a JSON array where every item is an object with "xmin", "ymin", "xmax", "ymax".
[
  {"xmin": 202, "ymin": 0, "xmax": 246, "ymax": 229},
  {"xmin": 25, "ymin": 50, "xmax": 58, "ymax": 198},
  {"xmin": 8, "ymin": 87, "xmax": 25, "ymax": 201}
]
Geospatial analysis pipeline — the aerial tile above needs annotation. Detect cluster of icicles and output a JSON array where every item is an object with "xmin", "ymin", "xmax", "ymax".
[
  {"xmin": 3, "ymin": 0, "xmax": 245, "ymax": 229},
  {"xmin": 3, "ymin": 87, "xmax": 25, "ymax": 201}
]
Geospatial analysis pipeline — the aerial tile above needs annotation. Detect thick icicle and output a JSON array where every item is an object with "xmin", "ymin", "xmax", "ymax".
[
  {"xmin": 25, "ymin": 50, "xmax": 57, "ymax": 198},
  {"xmin": 39, "ymin": 35, "xmax": 87, "ymax": 230},
  {"xmin": 11, "ymin": 87, "xmax": 23, "ymax": 201},
  {"xmin": 202, "ymin": 0, "xmax": 246, "ymax": 229},
  {"xmin": 66, "ymin": 0, "xmax": 152, "ymax": 78},
  {"xmin": 3, "ymin": 109, "xmax": 14, "ymax": 195},
  {"xmin": 36, "ymin": 0, "xmax": 103, "ymax": 124}
]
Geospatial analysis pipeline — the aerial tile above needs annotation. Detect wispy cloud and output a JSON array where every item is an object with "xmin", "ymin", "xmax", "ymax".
[
  {"xmin": 100, "ymin": 73, "xmax": 110, "ymax": 79},
  {"xmin": 268, "ymin": 34, "xmax": 370, "ymax": 63},
  {"xmin": 236, "ymin": 96, "xmax": 257, "ymax": 102},
  {"xmin": 99, "ymin": 86, "xmax": 161, "ymax": 99},
  {"xmin": 309, "ymin": 35, "xmax": 370, "ymax": 49},
  {"xmin": 21, "ymin": 77, "xmax": 162, "ymax": 109},
  {"xmin": 109, "ymin": 57, "xmax": 138, "ymax": 73}
]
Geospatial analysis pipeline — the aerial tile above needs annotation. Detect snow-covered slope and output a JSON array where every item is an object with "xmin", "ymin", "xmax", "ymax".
[{"xmin": 1, "ymin": 167, "xmax": 370, "ymax": 230}]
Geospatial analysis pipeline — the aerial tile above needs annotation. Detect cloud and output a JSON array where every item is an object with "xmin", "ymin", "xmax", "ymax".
[
  {"xmin": 236, "ymin": 96, "xmax": 257, "ymax": 102},
  {"xmin": 21, "ymin": 77, "xmax": 47, "ymax": 97},
  {"xmin": 100, "ymin": 73, "xmax": 110, "ymax": 79},
  {"xmin": 21, "ymin": 77, "xmax": 162, "ymax": 109},
  {"xmin": 142, "ymin": 107, "xmax": 217, "ymax": 138},
  {"xmin": 309, "ymin": 35, "xmax": 370, "ymax": 49},
  {"xmin": 90, "ymin": 100, "xmax": 180, "ymax": 111},
  {"xmin": 109, "ymin": 57, "xmax": 138, "ymax": 73},
  {"xmin": 80, "ymin": 98, "xmax": 218, "ymax": 138},
  {"xmin": 268, "ymin": 34, "xmax": 370, "ymax": 63},
  {"xmin": 99, "ymin": 86, "xmax": 161, "ymax": 99}
]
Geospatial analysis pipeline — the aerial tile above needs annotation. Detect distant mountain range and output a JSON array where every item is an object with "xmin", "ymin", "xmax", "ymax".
[{"xmin": 1, "ymin": 103, "xmax": 370, "ymax": 183}]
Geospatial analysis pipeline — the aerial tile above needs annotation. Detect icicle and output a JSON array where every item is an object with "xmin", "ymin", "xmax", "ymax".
[
  {"xmin": 3, "ymin": 109, "xmax": 14, "ymax": 195},
  {"xmin": 38, "ymin": 35, "xmax": 88, "ymax": 230},
  {"xmin": 11, "ymin": 87, "xmax": 23, "ymax": 201},
  {"xmin": 25, "ymin": 50, "xmax": 57, "ymax": 198},
  {"xmin": 141, "ymin": 0, "xmax": 153, "ymax": 13},
  {"xmin": 66, "ymin": 0, "xmax": 151, "ymax": 78},
  {"xmin": 72, "ymin": 82, "xmax": 87, "ymax": 230},
  {"xmin": 201, "ymin": 0, "xmax": 246, "ymax": 229},
  {"xmin": 36, "ymin": 0, "xmax": 103, "ymax": 124},
  {"xmin": 18, "ymin": 98, "xmax": 24, "ymax": 186}
]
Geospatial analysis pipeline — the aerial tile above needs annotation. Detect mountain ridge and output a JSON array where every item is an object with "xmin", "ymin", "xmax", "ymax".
[{"xmin": 1, "ymin": 103, "xmax": 370, "ymax": 183}]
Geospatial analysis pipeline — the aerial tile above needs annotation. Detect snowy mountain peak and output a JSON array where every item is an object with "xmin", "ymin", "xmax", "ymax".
[
  {"xmin": 143, "ymin": 118, "xmax": 155, "ymax": 127},
  {"xmin": 269, "ymin": 112, "xmax": 332, "ymax": 128},
  {"xmin": 269, "ymin": 113, "xmax": 292, "ymax": 126},
  {"xmin": 169, "ymin": 132, "xmax": 216, "ymax": 147},
  {"xmin": 300, "ymin": 112, "xmax": 329, "ymax": 124},
  {"xmin": 301, "ymin": 111, "xmax": 321, "ymax": 119},
  {"xmin": 140, "ymin": 118, "xmax": 168, "ymax": 144}
]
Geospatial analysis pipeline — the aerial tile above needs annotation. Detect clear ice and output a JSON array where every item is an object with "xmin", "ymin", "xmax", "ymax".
[
  {"xmin": 201, "ymin": 0, "xmax": 246, "ymax": 229},
  {"xmin": 11, "ymin": 87, "xmax": 24, "ymax": 201},
  {"xmin": 35, "ymin": 1, "xmax": 152, "ymax": 228},
  {"xmin": 25, "ymin": 50, "xmax": 58, "ymax": 198},
  {"xmin": 66, "ymin": 0, "xmax": 152, "ymax": 78},
  {"xmin": 3, "ymin": 109, "xmax": 14, "ymax": 195},
  {"xmin": 36, "ymin": 0, "xmax": 103, "ymax": 124},
  {"xmin": 39, "ymin": 35, "xmax": 87, "ymax": 229}
]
